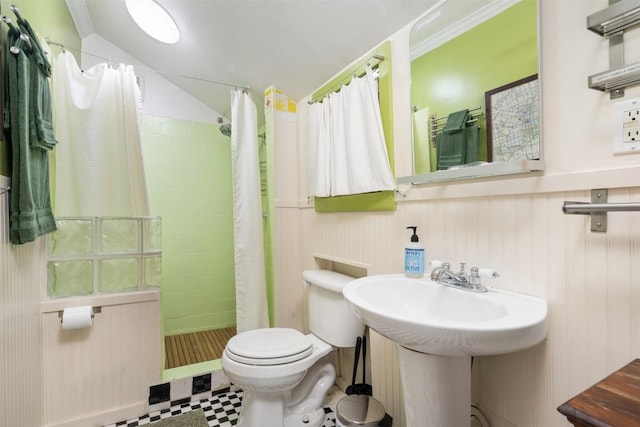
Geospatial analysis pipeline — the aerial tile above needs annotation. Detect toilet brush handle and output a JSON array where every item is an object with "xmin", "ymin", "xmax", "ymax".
[
  {"xmin": 351, "ymin": 336, "xmax": 362, "ymax": 388},
  {"xmin": 362, "ymin": 335, "xmax": 366, "ymax": 384}
]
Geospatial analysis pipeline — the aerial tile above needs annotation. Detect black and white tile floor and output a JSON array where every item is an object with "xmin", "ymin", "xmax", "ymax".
[{"xmin": 103, "ymin": 389, "xmax": 337, "ymax": 427}]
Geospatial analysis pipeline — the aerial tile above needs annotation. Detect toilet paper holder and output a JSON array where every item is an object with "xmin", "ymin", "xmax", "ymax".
[{"xmin": 57, "ymin": 306, "xmax": 101, "ymax": 322}]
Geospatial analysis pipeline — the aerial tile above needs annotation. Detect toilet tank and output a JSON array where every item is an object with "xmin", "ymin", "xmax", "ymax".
[{"xmin": 303, "ymin": 270, "xmax": 365, "ymax": 348}]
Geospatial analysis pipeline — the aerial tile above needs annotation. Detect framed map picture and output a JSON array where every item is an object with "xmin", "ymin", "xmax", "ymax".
[{"xmin": 485, "ymin": 74, "xmax": 539, "ymax": 162}]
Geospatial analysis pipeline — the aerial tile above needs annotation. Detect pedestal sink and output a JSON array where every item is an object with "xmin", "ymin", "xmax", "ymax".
[{"xmin": 342, "ymin": 274, "xmax": 548, "ymax": 426}]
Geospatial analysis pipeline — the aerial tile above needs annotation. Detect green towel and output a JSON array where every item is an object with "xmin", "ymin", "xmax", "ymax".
[
  {"xmin": 14, "ymin": 15, "xmax": 51, "ymax": 75},
  {"xmin": 436, "ymin": 130, "xmax": 466, "ymax": 170},
  {"xmin": 436, "ymin": 125, "xmax": 481, "ymax": 170},
  {"xmin": 5, "ymin": 27, "xmax": 57, "ymax": 244},
  {"xmin": 28, "ymin": 59, "xmax": 57, "ymax": 151},
  {"xmin": 442, "ymin": 109, "xmax": 469, "ymax": 133},
  {"xmin": 15, "ymin": 16, "xmax": 57, "ymax": 151},
  {"xmin": 465, "ymin": 125, "xmax": 480, "ymax": 164}
]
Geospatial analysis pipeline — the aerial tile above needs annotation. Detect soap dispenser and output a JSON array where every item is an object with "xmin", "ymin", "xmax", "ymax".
[{"xmin": 404, "ymin": 226, "xmax": 425, "ymax": 278}]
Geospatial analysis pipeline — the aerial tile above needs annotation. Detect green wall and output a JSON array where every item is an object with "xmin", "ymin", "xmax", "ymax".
[
  {"xmin": 0, "ymin": 0, "xmax": 80, "ymax": 177},
  {"xmin": 411, "ymin": 0, "xmax": 538, "ymax": 173},
  {"xmin": 0, "ymin": 1, "xmax": 239, "ymax": 336},
  {"xmin": 140, "ymin": 115, "xmax": 236, "ymax": 335}
]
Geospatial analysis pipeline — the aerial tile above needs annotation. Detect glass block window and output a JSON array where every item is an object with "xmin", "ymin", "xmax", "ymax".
[
  {"xmin": 100, "ymin": 218, "xmax": 141, "ymax": 253},
  {"xmin": 47, "ymin": 218, "xmax": 93, "ymax": 257},
  {"xmin": 46, "ymin": 217, "xmax": 162, "ymax": 298},
  {"xmin": 47, "ymin": 260, "xmax": 94, "ymax": 297}
]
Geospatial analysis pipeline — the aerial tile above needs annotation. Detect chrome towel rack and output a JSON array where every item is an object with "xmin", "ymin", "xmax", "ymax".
[
  {"xmin": 563, "ymin": 189, "xmax": 640, "ymax": 232},
  {"xmin": 429, "ymin": 106, "xmax": 483, "ymax": 145}
]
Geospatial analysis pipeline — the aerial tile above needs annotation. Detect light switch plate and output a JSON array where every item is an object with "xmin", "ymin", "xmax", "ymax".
[{"xmin": 614, "ymin": 97, "xmax": 640, "ymax": 154}]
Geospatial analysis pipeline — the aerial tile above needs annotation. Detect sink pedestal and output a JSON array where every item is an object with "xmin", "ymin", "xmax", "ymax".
[{"xmin": 397, "ymin": 345, "xmax": 470, "ymax": 426}]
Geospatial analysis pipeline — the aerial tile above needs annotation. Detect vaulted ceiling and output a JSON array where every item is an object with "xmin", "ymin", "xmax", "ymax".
[{"xmin": 67, "ymin": 0, "xmax": 438, "ymax": 118}]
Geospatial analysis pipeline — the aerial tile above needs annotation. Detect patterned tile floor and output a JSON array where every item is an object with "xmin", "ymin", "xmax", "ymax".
[{"xmin": 104, "ymin": 389, "xmax": 337, "ymax": 427}]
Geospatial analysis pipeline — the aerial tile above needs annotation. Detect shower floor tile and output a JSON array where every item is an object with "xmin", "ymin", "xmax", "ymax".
[{"xmin": 103, "ymin": 389, "xmax": 337, "ymax": 427}]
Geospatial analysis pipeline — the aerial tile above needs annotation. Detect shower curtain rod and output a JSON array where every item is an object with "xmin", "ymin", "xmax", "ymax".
[
  {"xmin": 45, "ymin": 37, "xmax": 251, "ymax": 91},
  {"xmin": 308, "ymin": 53, "xmax": 385, "ymax": 104}
]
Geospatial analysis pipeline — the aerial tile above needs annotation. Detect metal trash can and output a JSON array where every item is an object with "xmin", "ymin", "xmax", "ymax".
[{"xmin": 336, "ymin": 394, "xmax": 385, "ymax": 427}]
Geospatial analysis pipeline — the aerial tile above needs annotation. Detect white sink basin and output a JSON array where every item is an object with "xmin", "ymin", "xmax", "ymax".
[{"xmin": 342, "ymin": 274, "xmax": 548, "ymax": 356}]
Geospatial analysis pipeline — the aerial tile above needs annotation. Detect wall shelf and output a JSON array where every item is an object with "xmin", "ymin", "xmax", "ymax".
[
  {"xmin": 587, "ymin": 0, "xmax": 640, "ymax": 98},
  {"xmin": 396, "ymin": 160, "xmax": 544, "ymax": 185}
]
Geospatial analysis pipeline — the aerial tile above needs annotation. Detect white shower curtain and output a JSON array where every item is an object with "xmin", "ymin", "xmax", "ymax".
[
  {"xmin": 309, "ymin": 66, "xmax": 395, "ymax": 197},
  {"xmin": 52, "ymin": 51, "xmax": 149, "ymax": 217},
  {"xmin": 231, "ymin": 89, "xmax": 269, "ymax": 333},
  {"xmin": 308, "ymin": 97, "xmax": 332, "ymax": 197}
]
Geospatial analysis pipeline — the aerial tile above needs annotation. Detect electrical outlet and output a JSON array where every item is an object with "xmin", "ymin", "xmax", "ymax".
[
  {"xmin": 624, "ymin": 107, "xmax": 640, "ymax": 124},
  {"xmin": 614, "ymin": 98, "xmax": 640, "ymax": 154},
  {"xmin": 624, "ymin": 122, "xmax": 640, "ymax": 142}
]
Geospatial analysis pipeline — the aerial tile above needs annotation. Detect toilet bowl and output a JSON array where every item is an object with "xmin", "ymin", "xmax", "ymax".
[
  {"xmin": 222, "ymin": 270, "xmax": 365, "ymax": 427},
  {"xmin": 223, "ymin": 329, "xmax": 335, "ymax": 427}
]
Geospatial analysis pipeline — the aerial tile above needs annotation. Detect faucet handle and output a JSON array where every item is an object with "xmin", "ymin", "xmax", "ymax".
[
  {"xmin": 477, "ymin": 268, "xmax": 499, "ymax": 279},
  {"xmin": 469, "ymin": 267, "xmax": 499, "ymax": 289},
  {"xmin": 458, "ymin": 262, "xmax": 466, "ymax": 275},
  {"xmin": 469, "ymin": 267, "xmax": 481, "ymax": 286},
  {"xmin": 467, "ymin": 267, "xmax": 486, "ymax": 292}
]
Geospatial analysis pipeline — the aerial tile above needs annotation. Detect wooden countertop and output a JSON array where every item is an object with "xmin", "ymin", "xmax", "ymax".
[{"xmin": 558, "ymin": 359, "xmax": 640, "ymax": 427}]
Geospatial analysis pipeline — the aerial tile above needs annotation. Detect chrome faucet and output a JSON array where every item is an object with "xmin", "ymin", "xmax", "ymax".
[{"xmin": 430, "ymin": 261, "xmax": 496, "ymax": 293}]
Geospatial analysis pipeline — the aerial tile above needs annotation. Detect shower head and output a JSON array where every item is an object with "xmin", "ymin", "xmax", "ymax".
[{"xmin": 219, "ymin": 123, "xmax": 232, "ymax": 137}]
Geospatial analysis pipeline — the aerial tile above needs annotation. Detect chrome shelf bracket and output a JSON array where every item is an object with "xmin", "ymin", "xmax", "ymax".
[
  {"xmin": 587, "ymin": 0, "xmax": 640, "ymax": 99},
  {"xmin": 563, "ymin": 189, "xmax": 640, "ymax": 232},
  {"xmin": 563, "ymin": 189, "xmax": 608, "ymax": 232}
]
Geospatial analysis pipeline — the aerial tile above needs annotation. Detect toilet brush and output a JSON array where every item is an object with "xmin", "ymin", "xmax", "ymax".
[
  {"xmin": 346, "ymin": 336, "xmax": 362, "ymax": 395},
  {"xmin": 357, "ymin": 335, "xmax": 373, "ymax": 396}
]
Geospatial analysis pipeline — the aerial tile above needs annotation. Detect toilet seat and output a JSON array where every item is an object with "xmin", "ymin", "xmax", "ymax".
[{"xmin": 225, "ymin": 328, "xmax": 314, "ymax": 366}]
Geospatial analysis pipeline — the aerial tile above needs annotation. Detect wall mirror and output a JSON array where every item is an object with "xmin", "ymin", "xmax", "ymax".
[{"xmin": 398, "ymin": 0, "xmax": 542, "ymax": 185}]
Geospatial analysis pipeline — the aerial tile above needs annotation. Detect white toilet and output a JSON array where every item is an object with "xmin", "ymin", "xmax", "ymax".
[{"xmin": 222, "ymin": 269, "xmax": 365, "ymax": 427}]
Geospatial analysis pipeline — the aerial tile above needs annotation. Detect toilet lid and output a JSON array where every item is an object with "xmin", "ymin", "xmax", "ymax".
[{"xmin": 225, "ymin": 328, "xmax": 314, "ymax": 366}]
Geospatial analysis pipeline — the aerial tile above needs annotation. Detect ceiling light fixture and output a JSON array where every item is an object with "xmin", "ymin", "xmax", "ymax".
[{"xmin": 125, "ymin": 0, "xmax": 180, "ymax": 44}]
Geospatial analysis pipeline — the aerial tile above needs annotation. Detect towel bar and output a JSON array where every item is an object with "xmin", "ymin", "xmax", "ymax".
[
  {"xmin": 430, "ymin": 108, "xmax": 483, "ymax": 144},
  {"xmin": 562, "ymin": 201, "xmax": 640, "ymax": 214},
  {"xmin": 562, "ymin": 189, "xmax": 640, "ymax": 232}
]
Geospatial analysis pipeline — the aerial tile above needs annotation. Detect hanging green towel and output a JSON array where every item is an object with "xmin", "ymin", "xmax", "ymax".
[
  {"xmin": 436, "ymin": 124, "xmax": 481, "ymax": 170},
  {"xmin": 5, "ymin": 27, "xmax": 57, "ymax": 244},
  {"xmin": 28, "ymin": 60, "xmax": 57, "ymax": 151},
  {"xmin": 436, "ymin": 131, "xmax": 466, "ymax": 170},
  {"xmin": 442, "ymin": 109, "xmax": 469, "ymax": 133},
  {"xmin": 465, "ymin": 125, "xmax": 480, "ymax": 164},
  {"xmin": 15, "ymin": 15, "xmax": 57, "ymax": 151}
]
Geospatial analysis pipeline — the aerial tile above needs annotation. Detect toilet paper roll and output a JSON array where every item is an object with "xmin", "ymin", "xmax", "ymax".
[{"xmin": 62, "ymin": 305, "xmax": 93, "ymax": 330}]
